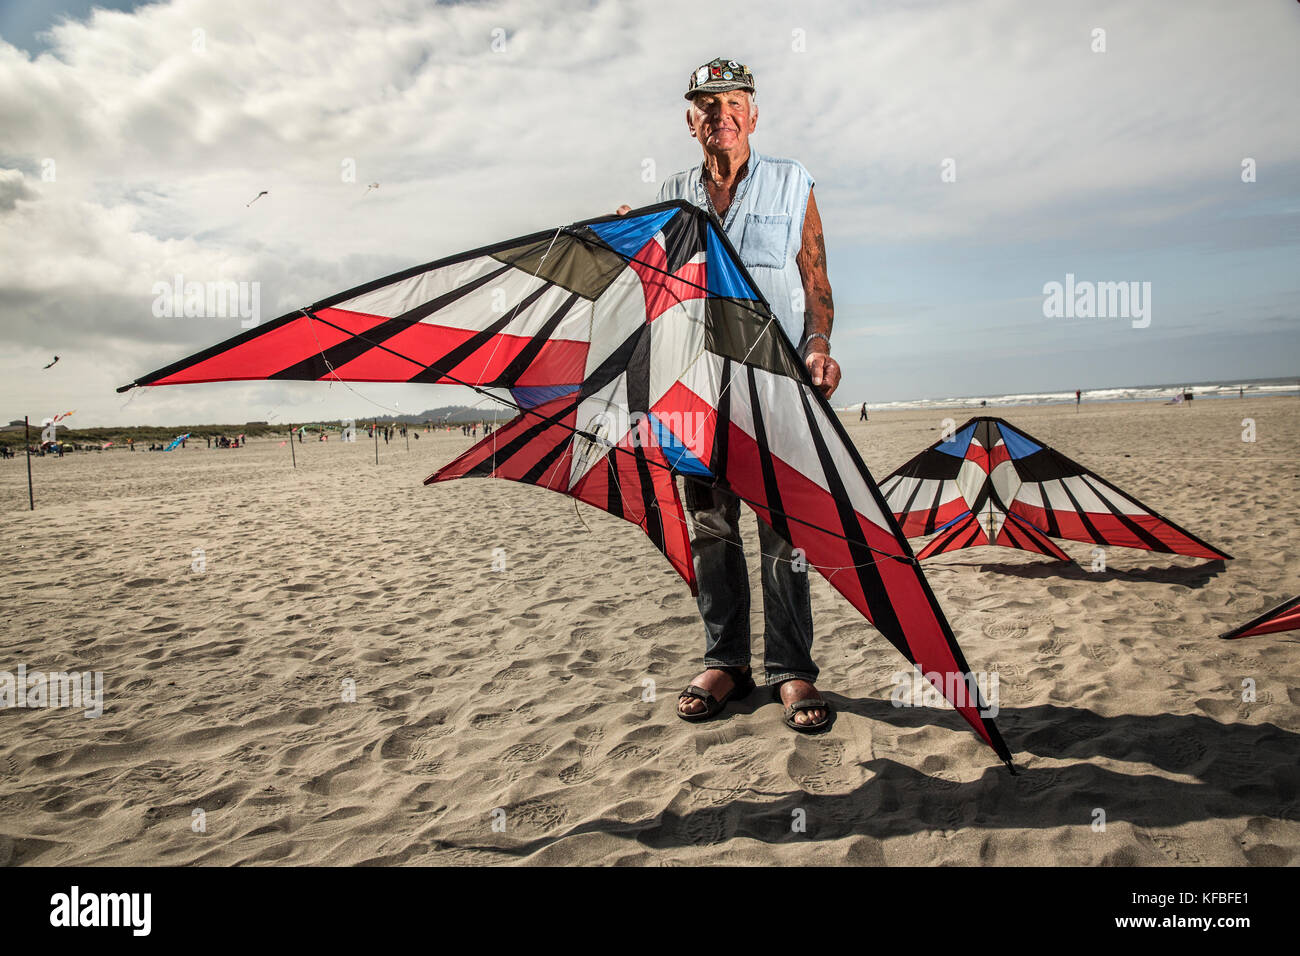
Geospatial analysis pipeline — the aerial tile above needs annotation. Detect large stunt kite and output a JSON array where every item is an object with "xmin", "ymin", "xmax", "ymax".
[
  {"xmin": 119, "ymin": 200, "xmax": 1011, "ymax": 765},
  {"xmin": 1220, "ymin": 595, "xmax": 1300, "ymax": 639},
  {"xmin": 880, "ymin": 417, "xmax": 1230, "ymax": 562}
]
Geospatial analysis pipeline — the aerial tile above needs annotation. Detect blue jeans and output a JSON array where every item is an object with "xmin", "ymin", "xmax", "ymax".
[{"xmin": 684, "ymin": 481, "xmax": 818, "ymax": 685}]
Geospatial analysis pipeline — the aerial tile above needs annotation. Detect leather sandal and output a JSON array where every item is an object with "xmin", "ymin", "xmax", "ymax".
[
  {"xmin": 774, "ymin": 680, "xmax": 832, "ymax": 733},
  {"xmin": 676, "ymin": 666, "xmax": 755, "ymax": 722}
]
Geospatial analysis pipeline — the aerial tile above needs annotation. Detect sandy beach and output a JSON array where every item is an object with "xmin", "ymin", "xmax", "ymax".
[{"xmin": 0, "ymin": 397, "xmax": 1296, "ymax": 866}]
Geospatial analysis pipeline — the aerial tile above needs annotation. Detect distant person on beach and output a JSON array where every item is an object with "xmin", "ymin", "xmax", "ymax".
[
  {"xmin": 617, "ymin": 57, "xmax": 838, "ymax": 731},
  {"xmin": 859, "ymin": 402, "xmax": 868, "ymax": 421},
  {"xmin": 1075, "ymin": 389, "xmax": 1081, "ymax": 408}
]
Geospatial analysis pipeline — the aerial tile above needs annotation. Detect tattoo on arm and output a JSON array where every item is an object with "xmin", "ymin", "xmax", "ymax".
[{"xmin": 797, "ymin": 190, "xmax": 834, "ymax": 340}]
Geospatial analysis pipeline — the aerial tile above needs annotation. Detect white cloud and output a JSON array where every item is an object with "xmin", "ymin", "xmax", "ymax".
[{"xmin": 0, "ymin": 0, "xmax": 1296, "ymax": 422}]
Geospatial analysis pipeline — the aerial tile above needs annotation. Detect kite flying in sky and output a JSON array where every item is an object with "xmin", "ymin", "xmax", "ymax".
[
  {"xmin": 880, "ymin": 417, "xmax": 1230, "ymax": 562},
  {"xmin": 43, "ymin": 355, "xmax": 60, "ymax": 369},
  {"xmin": 119, "ymin": 200, "xmax": 1011, "ymax": 765},
  {"xmin": 1220, "ymin": 595, "xmax": 1300, "ymax": 639}
]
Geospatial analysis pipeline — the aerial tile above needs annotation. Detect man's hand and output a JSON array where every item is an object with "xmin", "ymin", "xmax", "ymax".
[
  {"xmin": 615, "ymin": 205, "xmax": 631, "ymax": 215},
  {"xmin": 805, "ymin": 348, "xmax": 841, "ymax": 400}
]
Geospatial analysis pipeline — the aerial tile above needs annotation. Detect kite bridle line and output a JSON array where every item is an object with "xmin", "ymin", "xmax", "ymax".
[{"xmin": 291, "ymin": 306, "xmax": 916, "ymax": 569}]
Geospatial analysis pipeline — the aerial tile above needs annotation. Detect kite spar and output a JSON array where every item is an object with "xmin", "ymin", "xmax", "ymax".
[{"xmin": 118, "ymin": 201, "xmax": 1012, "ymax": 765}]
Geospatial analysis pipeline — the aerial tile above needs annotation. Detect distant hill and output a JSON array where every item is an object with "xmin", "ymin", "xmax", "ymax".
[{"xmin": 365, "ymin": 405, "xmax": 510, "ymax": 425}]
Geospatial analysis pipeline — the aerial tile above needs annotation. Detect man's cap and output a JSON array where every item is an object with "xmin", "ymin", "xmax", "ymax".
[{"xmin": 685, "ymin": 57, "xmax": 755, "ymax": 100}]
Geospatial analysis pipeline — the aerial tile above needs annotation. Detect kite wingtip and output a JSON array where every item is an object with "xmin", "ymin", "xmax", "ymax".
[
  {"xmin": 1003, "ymin": 758, "xmax": 1018, "ymax": 776},
  {"xmin": 116, "ymin": 382, "xmax": 137, "ymax": 394}
]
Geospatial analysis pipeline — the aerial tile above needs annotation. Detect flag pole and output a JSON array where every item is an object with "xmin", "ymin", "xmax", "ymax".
[
  {"xmin": 24, "ymin": 416, "xmax": 34, "ymax": 510},
  {"xmin": 290, "ymin": 425, "xmax": 297, "ymax": 469},
  {"xmin": 373, "ymin": 421, "xmax": 379, "ymax": 465}
]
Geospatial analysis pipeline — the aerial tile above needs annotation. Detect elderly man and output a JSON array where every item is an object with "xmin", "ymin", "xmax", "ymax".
[{"xmin": 618, "ymin": 58, "xmax": 840, "ymax": 731}]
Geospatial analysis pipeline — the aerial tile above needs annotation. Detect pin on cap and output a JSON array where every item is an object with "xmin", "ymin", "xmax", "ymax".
[{"xmin": 685, "ymin": 57, "xmax": 755, "ymax": 100}]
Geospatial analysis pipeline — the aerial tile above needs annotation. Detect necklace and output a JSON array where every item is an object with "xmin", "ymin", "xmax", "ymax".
[{"xmin": 700, "ymin": 160, "xmax": 752, "ymax": 230}]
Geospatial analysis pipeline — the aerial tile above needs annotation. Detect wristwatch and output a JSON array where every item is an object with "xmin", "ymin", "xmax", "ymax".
[{"xmin": 801, "ymin": 332, "xmax": 831, "ymax": 356}]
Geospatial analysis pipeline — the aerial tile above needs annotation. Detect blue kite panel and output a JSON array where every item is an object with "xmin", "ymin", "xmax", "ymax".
[
  {"xmin": 588, "ymin": 209, "xmax": 678, "ymax": 259},
  {"xmin": 648, "ymin": 413, "xmax": 713, "ymax": 477},
  {"xmin": 935, "ymin": 422, "xmax": 975, "ymax": 457},
  {"xmin": 999, "ymin": 423, "xmax": 1042, "ymax": 459},
  {"xmin": 511, "ymin": 384, "xmax": 578, "ymax": 409},
  {"xmin": 706, "ymin": 225, "xmax": 757, "ymax": 300}
]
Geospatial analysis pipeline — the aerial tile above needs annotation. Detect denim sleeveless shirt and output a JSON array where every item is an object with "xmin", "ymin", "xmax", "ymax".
[{"xmin": 657, "ymin": 150, "xmax": 814, "ymax": 348}]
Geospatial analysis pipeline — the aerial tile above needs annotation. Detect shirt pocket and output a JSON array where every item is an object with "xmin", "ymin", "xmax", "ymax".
[{"xmin": 739, "ymin": 213, "xmax": 791, "ymax": 269}]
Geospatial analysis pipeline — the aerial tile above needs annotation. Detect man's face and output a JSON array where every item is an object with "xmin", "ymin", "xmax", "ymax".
[{"xmin": 686, "ymin": 90, "xmax": 756, "ymax": 151}]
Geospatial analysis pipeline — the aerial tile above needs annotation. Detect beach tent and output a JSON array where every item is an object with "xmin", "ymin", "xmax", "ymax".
[
  {"xmin": 119, "ymin": 201, "xmax": 1010, "ymax": 764},
  {"xmin": 880, "ymin": 417, "xmax": 1229, "ymax": 562},
  {"xmin": 1220, "ymin": 595, "xmax": 1300, "ymax": 639}
]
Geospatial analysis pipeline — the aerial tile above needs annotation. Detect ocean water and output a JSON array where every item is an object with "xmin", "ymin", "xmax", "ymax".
[{"xmin": 845, "ymin": 377, "xmax": 1300, "ymax": 413}]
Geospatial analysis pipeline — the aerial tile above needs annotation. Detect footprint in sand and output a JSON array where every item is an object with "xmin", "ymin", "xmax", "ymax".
[
  {"xmin": 1148, "ymin": 832, "xmax": 1203, "ymax": 864},
  {"xmin": 502, "ymin": 742, "xmax": 549, "ymax": 763},
  {"xmin": 1017, "ymin": 766, "xmax": 1059, "ymax": 794},
  {"xmin": 490, "ymin": 663, "xmax": 532, "ymax": 683},
  {"xmin": 688, "ymin": 782, "xmax": 748, "ymax": 808},
  {"xmin": 509, "ymin": 800, "xmax": 567, "ymax": 831},
  {"xmin": 932, "ymin": 804, "xmax": 964, "ymax": 830},
  {"xmin": 983, "ymin": 621, "xmax": 1029, "ymax": 640},
  {"xmin": 920, "ymin": 771, "xmax": 962, "ymax": 793},
  {"xmin": 558, "ymin": 762, "xmax": 596, "ymax": 784},
  {"xmin": 786, "ymin": 739, "xmax": 846, "ymax": 794},
  {"xmin": 607, "ymin": 742, "xmax": 660, "ymax": 762},
  {"xmin": 470, "ymin": 709, "xmax": 526, "ymax": 730},
  {"xmin": 1163, "ymin": 734, "xmax": 1208, "ymax": 768},
  {"xmin": 683, "ymin": 808, "xmax": 727, "ymax": 846},
  {"xmin": 1082, "ymin": 642, "xmax": 1118, "ymax": 666}
]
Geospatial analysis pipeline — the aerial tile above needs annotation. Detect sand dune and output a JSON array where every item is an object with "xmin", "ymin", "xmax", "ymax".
[{"xmin": 0, "ymin": 398, "xmax": 1296, "ymax": 865}]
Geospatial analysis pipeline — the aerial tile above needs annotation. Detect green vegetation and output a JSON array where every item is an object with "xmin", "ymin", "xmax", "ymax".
[{"xmin": 0, "ymin": 423, "xmax": 287, "ymax": 451}]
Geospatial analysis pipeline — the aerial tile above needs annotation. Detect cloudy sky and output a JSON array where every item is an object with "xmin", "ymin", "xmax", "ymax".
[{"xmin": 1, "ymin": 0, "xmax": 1297, "ymax": 426}]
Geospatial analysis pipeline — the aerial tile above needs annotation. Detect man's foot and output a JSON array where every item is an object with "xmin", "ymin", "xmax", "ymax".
[
  {"xmin": 677, "ymin": 666, "xmax": 751, "ymax": 718},
  {"xmin": 777, "ymin": 679, "xmax": 828, "ymax": 727}
]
